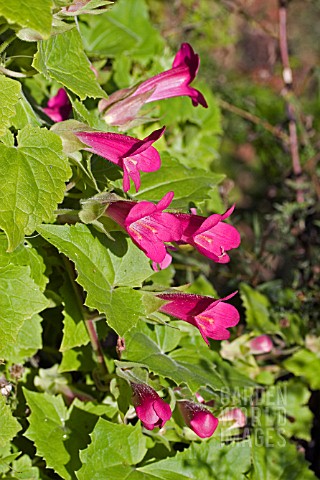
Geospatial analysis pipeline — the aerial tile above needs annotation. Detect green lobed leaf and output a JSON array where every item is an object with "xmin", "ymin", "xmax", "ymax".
[
  {"xmin": 80, "ymin": 0, "xmax": 164, "ymax": 59},
  {"xmin": 0, "ymin": 76, "xmax": 21, "ymax": 136},
  {"xmin": 77, "ymin": 418, "xmax": 147, "ymax": 480},
  {"xmin": 0, "ymin": 126, "xmax": 71, "ymax": 251},
  {"xmin": 33, "ymin": 28, "xmax": 107, "ymax": 100},
  {"xmin": 23, "ymin": 390, "xmax": 71, "ymax": 479},
  {"xmin": 10, "ymin": 454, "xmax": 40, "ymax": 480},
  {"xmin": 283, "ymin": 349, "xmax": 320, "ymax": 390},
  {"xmin": 130, "ymin": 153, "xmax": 224, "ymax": 209},
  {"xmin": 0, "ymin": 396, "xmax": 22, "ymax": 448},
  {"xmin": 0, "ymin": 0, "xmax": 53, "ymax": 38},
  {"xmin": 0, "ymin": 265, "xmax": 48, "ymax": 359},
  {"xmin": 122, "ymin": 323, "xmax": 225, "ymax": 393},
  {"xmin": 38, "ymin": 224, "xmax": 151, "ymax": 336},
  {"xmin": 24, "ymin": 390, "xmax": 108, "ymax": 479},
  {"xmin": 137, "ymin": 439, "xmax": 251, "ymax": 480}
]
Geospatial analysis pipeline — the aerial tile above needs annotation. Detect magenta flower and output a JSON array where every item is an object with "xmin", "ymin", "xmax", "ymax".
[
  {"xmin": 219, "ymin": 408, "xmax": 246, "ymax": 429},
  {"xmin": 75, "ymin": 127, "xmax": 165, "ymax": 192},
  {"xmin": 158, "ymin": 291, "xmax": 240, "ymax": 344},
  {"xmin": 174, "ymin": 205, "xmax": 241, "ymax": 263},
  {"xmin": 131, "ymin": 383, "xmax": 172, "ymax": 430},
  {"xmin": 99, "ymin": 43, "xmax": 207, "ymax": 126},
  {"xmin": 43, "ymin": 88, "xmax": 72, "ymax": 123},
  {"xmin": 105, "ymin": 192, "xmax": 183, "ymax": 264},
  {"xmin": 249, "ymin": 335, "xmax": 273, "ymax": 355},
  {"xmin": 178, "ymin": 401, "xmax": 219, "ymax": 438}
]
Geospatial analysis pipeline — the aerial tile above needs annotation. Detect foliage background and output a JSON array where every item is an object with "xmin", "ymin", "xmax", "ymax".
[{"xmin": 0, "ymin": 0, "xmax": 319, "ymax": 478}]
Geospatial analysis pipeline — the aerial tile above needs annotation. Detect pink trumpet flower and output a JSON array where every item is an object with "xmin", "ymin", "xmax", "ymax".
[
  {"xmin": 75, "ymin": 127, "xmax": 165, "ymax": 193},
  {"xmin": 131, "ymin": 383, "xmax": 172, "ymax": 430},
  {"xmin": 43, "ymin": 88, "xmax": 72, "ymax": 123},
  {"xmin": 99, "ymin": 43, "xmax": 207, "ymax": 126},
  {"xmin": 105, "ymin": 192, "xmax": 182, "ymax": 264},
  {"xmin": 174, "ymin": 205, "xmax": 241, "ymax": 263},
  {"xmin": 178, "ymin": 400, "xmax": 219, "ymax": 438},
  {"xmin": 158, "ymin": 291, "xmax": 240, "ymax": 345}
]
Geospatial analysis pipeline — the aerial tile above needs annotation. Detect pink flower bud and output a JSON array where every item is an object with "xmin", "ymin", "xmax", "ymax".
[
  {"xmin": 178, "ymin": 400, "xmax": 219, "ymax": 438},
  {"xmin": 219, "ymin": 408, "xmax": 246, "ymax": 429},
  {"xmin": 249, "ymin": 335, "xmax": 273, "ymax": 354},
  {"xmin": 99, "ymin": 43, "xmax": 207, "ymax": 127},
  {"xmin": 131, "ymin": 383, "xmax": 172, "ymax": 431}
]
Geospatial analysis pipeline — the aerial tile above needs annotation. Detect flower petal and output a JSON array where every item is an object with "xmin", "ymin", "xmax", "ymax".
[{"xmin": 159, "ymin": 293, "xmax": 214, "ymax": 322}]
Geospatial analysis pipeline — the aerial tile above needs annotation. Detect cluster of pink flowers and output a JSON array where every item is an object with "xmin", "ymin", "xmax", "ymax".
[
  {"xmin": 46, "ymin": 43, "xmax": 243, "ymax": 439},
  {"xmin": 104, "ymin": 193, "xmax": 240, "ymax": 271},
  {"xmin": 131, "ymin": 383, "xmax": 219, "ymax": 438}
]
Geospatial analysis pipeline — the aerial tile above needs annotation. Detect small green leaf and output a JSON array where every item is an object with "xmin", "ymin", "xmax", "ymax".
[
  {"xmin": 78, "ymin": 418, "xmax": 147, "ymax": 480},
  {"xmin": 0, "ymin": 76, "xmax": 21, "ymax": 136},
  {"xmin": 0, "ymin": 265, "xmax": 48, "ymax": 359},
  {"xmin": 131, "ymin": 153, "xmax": 224, "ymax": 209},
  {"xmin": 0, "ymin": 0, "xmax": 53, "ymax": 38},
  {"xmin": 10, "ymin": 454, "xmax": 40, "ymax": 480},
  {"xmin": 0, "ymin": 396, "xmax": 22, "ymax": 448},
  {"xmin": 283, "ymin": 349, "xmax": 320, "ymax": 390},
  {"xmin": 0, "ymin": 126, "xmax": 71, "ymax": 251},
  {"xmin": 240, "ymin": 283, "xmax": 278, "ymax": 333},
  {"xmin": 33, "ymin": 28, "xmax": 107, "ymax": 100}
]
